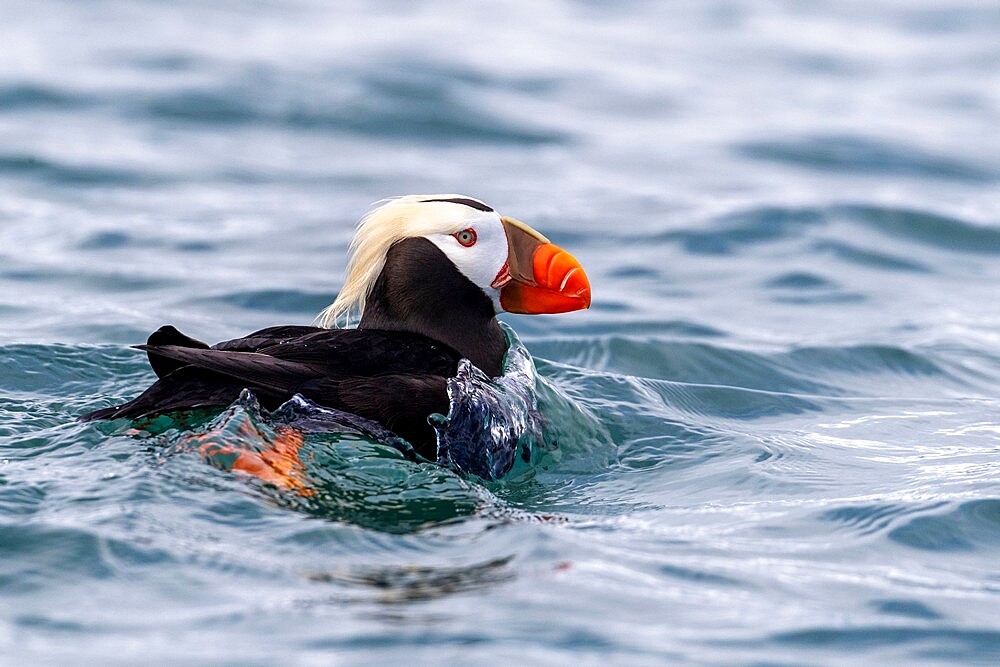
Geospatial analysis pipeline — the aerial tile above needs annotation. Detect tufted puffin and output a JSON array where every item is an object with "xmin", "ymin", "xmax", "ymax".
[{"xmin": 82, "ymin": 195, "xmax": 591, "ymax": 460}]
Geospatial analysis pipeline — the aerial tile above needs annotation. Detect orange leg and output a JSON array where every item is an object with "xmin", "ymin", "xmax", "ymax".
[{"xmin": 183, "ymin": 426, "xmax": 315, "ymax": 497}]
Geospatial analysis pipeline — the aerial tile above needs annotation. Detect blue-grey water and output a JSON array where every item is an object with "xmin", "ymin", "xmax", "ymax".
[{"xmin": 2, "ymin": 1, "xmax": 1000, "ymax": 664}]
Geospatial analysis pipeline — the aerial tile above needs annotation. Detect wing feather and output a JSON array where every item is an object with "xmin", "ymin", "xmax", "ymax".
[{"xmin": 136, "ymin": 345, "xmax": 322, "ymax": 394}]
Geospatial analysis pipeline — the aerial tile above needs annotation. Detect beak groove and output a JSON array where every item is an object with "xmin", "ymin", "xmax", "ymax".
[{"xmin": 560, "ymin": 266, "xmax": 580, "ymax": 292}]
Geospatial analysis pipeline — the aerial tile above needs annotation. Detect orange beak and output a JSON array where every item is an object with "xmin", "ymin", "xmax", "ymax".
[{"xmin": 497, "ymin": 217, "xmax": 591, "ymax": 314}]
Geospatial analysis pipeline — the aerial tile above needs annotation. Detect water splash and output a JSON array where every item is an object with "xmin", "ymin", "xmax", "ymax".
[{"xmin": 432, "ymin": 323, "xmax": 544, "ymax": 480}]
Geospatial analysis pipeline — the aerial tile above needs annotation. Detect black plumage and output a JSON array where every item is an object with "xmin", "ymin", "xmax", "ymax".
[{"xmin": 82, "ymin": 238, "xmax": 507, "ymax": 459}]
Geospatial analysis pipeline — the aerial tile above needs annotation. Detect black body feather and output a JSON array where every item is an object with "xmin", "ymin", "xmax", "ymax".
[{"xmin": 81, "ymin": 238, "xmax": 506, "ymax": 459}]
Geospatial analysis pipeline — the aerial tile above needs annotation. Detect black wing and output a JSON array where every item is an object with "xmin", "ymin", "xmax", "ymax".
[
  {"xmin": 213, "ymin": 325, "xmax": 330, "ymax": 352},
  {"xmin": 145, "ymin": 327, "xmax": 459, "ymax": 379},
  {"xmin": 81, "ymin": 325, "xmax": 461, "ymax": 457},
  {"xmin": 140, "ymin": 324, "xmax": 330, "ymax": 379}
]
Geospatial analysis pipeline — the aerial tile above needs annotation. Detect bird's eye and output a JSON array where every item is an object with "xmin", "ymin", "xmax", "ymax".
[{"xmin": 453, "ymin": 228, "xmax": 477, "ymax": 247}]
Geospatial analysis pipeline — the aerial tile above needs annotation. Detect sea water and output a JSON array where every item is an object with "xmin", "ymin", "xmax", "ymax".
[{"xmin": 1, "ymin": 1, "xmax": 999, "ymax": 663}]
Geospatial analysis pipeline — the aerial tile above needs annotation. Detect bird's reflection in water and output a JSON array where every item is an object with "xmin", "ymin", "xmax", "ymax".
[{"xmin": 306, "ymin": 555, "xmax": 516, "ymax": 604}]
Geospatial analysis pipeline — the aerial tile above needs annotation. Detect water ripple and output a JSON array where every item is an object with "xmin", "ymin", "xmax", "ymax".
[
  {"xmin": 2, "ymin": 0, "xmax": 1000, "ymax": 662},
  {"xmin": 835, "ymin": 205, "xmax": 1000, "ymax": 254},
  {"xmin": 0, "ymin": 153, "xmax": 164, "ymax": 187},
  {"xmin": 888, "ymin": 499, "xmax": 1000, "ymax": 552},
  {"xmin": 738, "ymin": 135, "xmax": 998, "ymax": 182},
  {"xmin": 765, "ymin": 625, "xmax": 1000, "ymax": 662},
  {"xmin": 0, "ymin": 83, "xmax": 94, "ymax": 111},
  {"xmin": 133, "ymin": 63, "xmax": 568, "ymax": 145}
]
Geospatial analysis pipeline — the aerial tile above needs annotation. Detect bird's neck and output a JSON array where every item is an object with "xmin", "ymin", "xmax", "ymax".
[{"xmin": 358, "ymin": 238, "xmax": 507, "ymax": 377}]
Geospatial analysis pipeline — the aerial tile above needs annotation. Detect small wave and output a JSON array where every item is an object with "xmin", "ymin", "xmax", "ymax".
[
  {"xmin": 763, "ymin": 272, "xmax": 865, "ymax": 304},
  {"xmin": 0, "ymin": 153, "xmax": 165, "ymax": 187},
  {"xmin": 190, "ymin": 289, "xmax": 334, "ymax": 315},
  {"xmin": 0, "ymin": 525, "xmax": 115, "ymax": 593},
  {"xmin": 76, "ymin": 230, "xmax": 218, "ymax": 254},
  {"xmin": 784, "ymin": 344, "xmax": 947, "ymax": 378},
  {"xmin": 737, "ymin": 134, "xmax": 997, "ymax": 182},
  {"xmin": 512, "ymin": 318, "xmax": 726, "ymax": 339},
  {"xmin": 658, "ymin": 562, "xmax": 746, "ymax": 587},
  {"xmin": 658, "ymin": 206, "xmax": 825, "ymax": 255},
  {"xmin": 0, "ymin": 344, "xmax": 147, "ymax": 396},
  {"xmin": 530, "ymin": 337, "xmax": 980, "ymax": 445},
  {"xmin": 888, "ymin": 499, "xmax": 1000, "ymax": 552},
  {"xmin": 532, "ymin": 337, "xmax": 843, "ymax": 394},
  {"xmin": 818, "ymin": 501, "xmax": 948, "ymax": 537},
  {"xmin": 115, "ymin": 51, "xmax": 207, "ymax": 73},
  {"xmin": 654, "ymin": 202, "xmax": 999, "ymax": 266},
  {"xmin": 765, "ymin": 625, "xmax": 1000, "ymax": 662},
  {"xmin": 0, "ymin": 84, "xmax": 93, "ymax": 111},
  {"xmin": 763, "ymin": 271, "xmax": 837, "ymax": 290},
  {"xmin": 615, "ymin": 426, "xmax": 729, "ymax": 474},
  {"xmin": 812, "ymin": 239, "xmax": 931, "ymax": 273},
  {"xmin": 1, "ymin": 267, "xmax": 167, "ymax": 292},
  {"xmin": 871, "ymin": 598, "xmax": 943, "ymax": 621},
  {"xmin": 132, "ymin": 60, "xmax": 568, "ymax": 146},
  {"xmin": 538, "ymin": 358, "xmax": 824, "ymax": 426},
  {"xmin": 834, "ymin": 204, "xmax": 1000, "ymax": 255},
  {"xmin": 76, "ymin": 231, "xmax": 135, "ymax": 251}
]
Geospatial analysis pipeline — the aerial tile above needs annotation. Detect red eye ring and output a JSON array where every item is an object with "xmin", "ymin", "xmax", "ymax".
[{"xmin": 453, "ymin": 228, "xmax": 477, "ymax": 247}]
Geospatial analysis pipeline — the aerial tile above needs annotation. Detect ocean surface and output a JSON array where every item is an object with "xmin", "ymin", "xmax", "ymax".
[{"xmin": 2, "ymin": 1, "xmax": 999, "ymax": 664}]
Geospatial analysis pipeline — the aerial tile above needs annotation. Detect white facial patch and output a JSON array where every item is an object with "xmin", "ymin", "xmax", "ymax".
[{"xmin": 425, "ymin": 209, "xmax": 509, "ymax": 313}]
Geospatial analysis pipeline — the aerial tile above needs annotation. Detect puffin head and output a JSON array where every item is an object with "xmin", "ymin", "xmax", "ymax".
[{"xmin": 319, "ymin": 195, "xmax": 591, "ymax": 328}]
